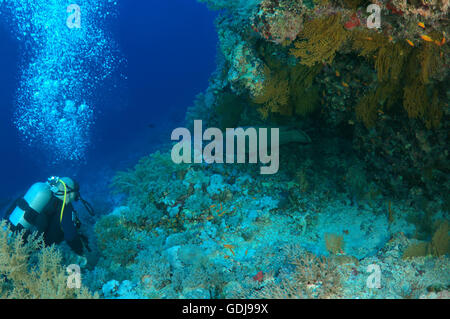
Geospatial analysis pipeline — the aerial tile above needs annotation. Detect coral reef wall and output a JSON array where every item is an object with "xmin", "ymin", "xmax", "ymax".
[
  {"xmin": 88, "ymin": 0, "xmax": 449, "ymax": 300},
  {"xmin": 187, "ymin": 0, "xmax": 449, "ymax": 206}
]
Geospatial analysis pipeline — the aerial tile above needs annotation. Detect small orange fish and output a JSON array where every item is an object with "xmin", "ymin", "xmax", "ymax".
[
  {"xmin": 218, "ymin": 210, "xmax": 227, "ymax": 217},
  {"xmin": 418, "ymin": 22, "xmax": 425, "ymax": 29},
  {"xmin": 441, "ymin": 36, "xmax": 446, "ymax": 45},
  {"xmin": 388, "ymin": 36, "xmax": 393, "ymax": 42},
  {"xmin": 420, "ymin": 35, "xmax": 433, "ymax": 42},
  {"xmin": 210, "ymin": 205, "xmax": 216, "ymax": 208},
  {"xmin": 206, "ymin": 215, "xmax": 214, "ymax": 220},
  {"xmin": 335, "ymin": 70, "xmax": 340, "ymax": 77},
  {"xmin": 245, "ymin": 249, "xmax": 248, "ymax": 256},
  {"xmin": 342, "ymin": 81, "xmax": 349, "ymax": 88},
  {"xmin": 406, "ymin": 39, "xmax": 414, "ymax": 47},
  {"xmin": 224, "ymin": 245, "xmax": 236, "ymax": 256},
  {"xmin": 364, "ymin": 37, "xmax": 373, "ymax": 41}
]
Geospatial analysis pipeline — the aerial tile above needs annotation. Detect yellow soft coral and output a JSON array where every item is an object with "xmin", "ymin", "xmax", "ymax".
[
  {"xmin": 423, "ymin": 90, "xmax": 443, "ymax": 129},
  {"xmin": 351, "ymin": 30, "xmax": 389, "ymax": 58},
  {"xmin": 403, "ymin": 80, "xmax": 428, "ymax": 119},
  {"xmin": 0, "ymin": 221, "xmax": 95, "ymax": 299},
  {"xmin": 375, "ymin": 43, "xmax": 410, "ymax": 82},
  {"xmin": 290, "ymin": 63, "xmax": 322, "ymax": 116},
  {"xmin": 355, "ymin": 91, "xmax": 380, "ymax": 128},
  {"xmin": 417, "ymin": 42, "xmax": 442, "ymax": 84},
  {"xmin": 252, "ymin": 62, "xmax": 323, "ymax": 119},
  {"xmin": 291, "ymin": 13, "xmax": 349, "ymax": 66},
  {"xmin": 355, "ymin": 83, "xmax": 401, "ymax": 128},
  {"xmin": 351, "ymin": 28, "xmax": 445, "ymax": 129},
  {"xmin": 253, "ymin": 66, "xmax": 291, "ymax": 117}
]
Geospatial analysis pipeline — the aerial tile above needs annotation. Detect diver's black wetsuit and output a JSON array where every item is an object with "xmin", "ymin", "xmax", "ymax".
[{"xmin": 3, "ymin": 195, "xmax": 84, "ymax": 256}]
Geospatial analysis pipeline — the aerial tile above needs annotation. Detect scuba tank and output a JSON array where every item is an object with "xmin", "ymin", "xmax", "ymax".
[
  {"xmin": 8, "ymin": 176, "xmax": 95, "ymax": 232},
  {"xmin": 8, "ymin": 182, "xmax": 53, "ymax": 231}
]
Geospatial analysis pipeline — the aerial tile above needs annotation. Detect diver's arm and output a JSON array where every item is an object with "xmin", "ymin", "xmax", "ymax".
[{"xmin": 61, "ymin": 204, "xmax": 84, "ymax": 256}]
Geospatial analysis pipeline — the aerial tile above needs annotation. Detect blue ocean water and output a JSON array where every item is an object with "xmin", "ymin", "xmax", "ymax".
[{"xmin": 0, "ymin": 0, "xmax": 217, "ymax": 201}]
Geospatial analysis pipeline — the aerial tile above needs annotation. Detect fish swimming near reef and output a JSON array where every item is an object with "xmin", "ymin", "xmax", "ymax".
[
  {"xmin": 239, "ymin": 125, "xmax": 312, "ymax": 160},
  {"xmin": 173, "ymin": 121, "xmax": 311, "ymax": 174},
  {"xmin": 277, "ymin": 126, "xmax": 312, "ymax": 145},
  {"xmin": 420, "ymin": 35, "xmax": 433, "ymax": 42},
  {"xmin": 237, "ymin": 125, "xmax": 311, "ymax": 150}
]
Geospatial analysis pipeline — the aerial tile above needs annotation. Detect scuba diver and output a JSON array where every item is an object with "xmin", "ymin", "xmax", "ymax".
[{"xmin": 3, "ymin": 176, "xmax": 94, "ymax": 259}]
